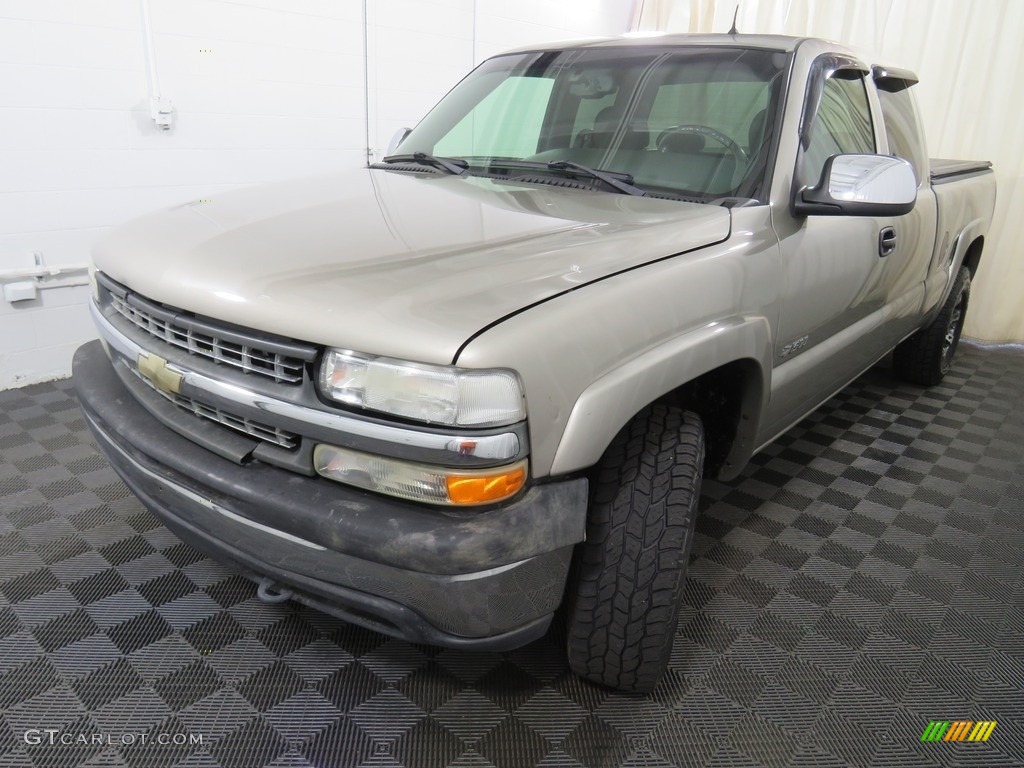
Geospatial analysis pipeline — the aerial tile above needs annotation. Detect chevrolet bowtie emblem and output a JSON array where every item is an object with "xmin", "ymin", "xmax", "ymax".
[{"xmin": 137, "ymin": 352, "xmax": 183, "ymax": 394}]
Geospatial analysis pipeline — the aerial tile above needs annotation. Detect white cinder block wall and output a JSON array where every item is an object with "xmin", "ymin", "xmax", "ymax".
[{"xmin": 0, "ymin": 0, "xmax": 635, "ymax": 389}]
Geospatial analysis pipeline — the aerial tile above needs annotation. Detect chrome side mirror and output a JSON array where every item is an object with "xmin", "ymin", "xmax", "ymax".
[{"xmin": 795, "ymin": 154, "xmax": 917, "ymax": 216}]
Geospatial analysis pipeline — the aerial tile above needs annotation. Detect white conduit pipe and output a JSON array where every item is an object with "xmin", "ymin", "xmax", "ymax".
[{"xmin": 139, "ymin": 0, "xmax": 175, "ymax": 130}]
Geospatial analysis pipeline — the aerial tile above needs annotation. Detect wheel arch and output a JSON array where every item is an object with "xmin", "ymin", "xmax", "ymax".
[
  {"xmin": 922, "ymin": 221, "xmax": 986, "ymax": 331},
  {"xmin": 660, "ymin": 357, "xmax": 765, "ymax": 480},
  {"xmin": 962, "ymin": 235, "xmax": 984, "ymax": 278},
  {"xmin": 948, "ymin": 221, "xmax": 987, "ymax": 283},
  {"xmin": 549, "ymin": 316, "xmax": 771, "ymax": 481}
]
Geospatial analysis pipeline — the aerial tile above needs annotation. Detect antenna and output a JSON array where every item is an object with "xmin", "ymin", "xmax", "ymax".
[{"xmin": 728, "ymin": 5, "xmax": 739, "ymax": 35}]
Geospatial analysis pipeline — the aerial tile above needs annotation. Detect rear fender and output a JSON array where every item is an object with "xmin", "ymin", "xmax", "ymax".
[{"xmin": 924, "ymin": 218, "xmax": 986, "ymax": 326}]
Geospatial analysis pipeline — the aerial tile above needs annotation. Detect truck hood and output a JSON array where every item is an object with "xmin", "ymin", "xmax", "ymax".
[{"xmin": 93, "ymin": 168, "xmax": 730, "ymax": 364}]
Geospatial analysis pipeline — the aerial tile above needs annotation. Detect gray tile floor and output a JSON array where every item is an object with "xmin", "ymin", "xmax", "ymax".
[{"xmin": 0, "ymin": 343, "xmax": 1022, "ymax": 767}]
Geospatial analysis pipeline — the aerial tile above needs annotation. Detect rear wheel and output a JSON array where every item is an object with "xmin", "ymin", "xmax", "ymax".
[
  {"xmin": 565, "ymin": 404, "xmax": 704, "ymax": 692},
  {"xmin": 893, "ymin": 266, "xmax": 971, "ymax": 386}
]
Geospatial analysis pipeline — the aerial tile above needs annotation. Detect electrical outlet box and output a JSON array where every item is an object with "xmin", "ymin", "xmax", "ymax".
[
  {"xmin": 3, "ymin": 281, "xmax": 38, "ymax": 303},
  {"xmin": 150, "ymin": 97, "xmax": 175, "ymax": 130}
]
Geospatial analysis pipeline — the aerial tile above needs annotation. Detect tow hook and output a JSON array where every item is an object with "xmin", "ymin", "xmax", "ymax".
[{"xmin": 256, "ymin": 577, "xmax": 293, "ymax": 604}]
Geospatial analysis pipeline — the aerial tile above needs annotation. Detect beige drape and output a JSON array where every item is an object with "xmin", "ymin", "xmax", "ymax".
[{"xmin": 635, "ymin": 0, "xmax": 1023, "ymax": 343}]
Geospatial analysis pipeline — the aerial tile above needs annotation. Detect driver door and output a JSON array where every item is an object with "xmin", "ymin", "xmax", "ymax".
[{"xmin": 763, "ymin": 65, "xmax": 898, "ymax": 439}]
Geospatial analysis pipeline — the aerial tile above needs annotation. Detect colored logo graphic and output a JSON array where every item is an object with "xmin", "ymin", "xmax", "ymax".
[{"xmin": 920, "ymin": 721, "xmax": 997, "ymax": 742}]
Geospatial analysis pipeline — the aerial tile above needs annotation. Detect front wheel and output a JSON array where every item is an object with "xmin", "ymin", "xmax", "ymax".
[
  {"xmin": 565, "ymin": 404, "xmax": 704, "ymax": 692},
  {"xmin": 893, "ymin": 266, "xmax": 971, "ymax": 386}
]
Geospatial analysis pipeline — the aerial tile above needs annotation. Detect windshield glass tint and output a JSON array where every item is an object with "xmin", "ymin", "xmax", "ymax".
[{"xmin": 400, "ymin": 46, "xmax": 789, "ymax": 199}]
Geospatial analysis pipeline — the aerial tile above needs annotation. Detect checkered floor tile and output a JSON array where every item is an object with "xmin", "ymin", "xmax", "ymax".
[{"xmin": 1, "ymin": 343, "xmax": 1022, "ymax": 767}]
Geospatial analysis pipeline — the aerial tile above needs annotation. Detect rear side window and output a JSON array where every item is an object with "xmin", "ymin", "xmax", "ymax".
[
  {"xmin": 877, "ymin": 88, "xmax": 926, "ymax": 183},
  {"xmin": 803, "ymin": 73, "xmax": 874, "ymax": 184}
]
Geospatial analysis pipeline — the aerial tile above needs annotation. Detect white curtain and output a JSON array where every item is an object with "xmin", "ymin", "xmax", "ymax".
[{"xmin": 636, "ymin": 0, "xmax": 1024, "ymax": 343}]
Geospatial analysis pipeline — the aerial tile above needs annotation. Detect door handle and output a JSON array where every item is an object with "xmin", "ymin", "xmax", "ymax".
[{"xmin": 879, "ymin": 227, "xmax": 896, "ymax": 257}]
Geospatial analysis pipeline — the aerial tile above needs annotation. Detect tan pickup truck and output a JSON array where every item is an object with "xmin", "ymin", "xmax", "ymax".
[{"xmin": 74, "ymin": 34, "xmax": 996, "ymax": 691}]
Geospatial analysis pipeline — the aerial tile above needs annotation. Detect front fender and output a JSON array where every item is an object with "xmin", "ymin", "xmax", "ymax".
[{"xmin": 550, "ymin": 315, "xmax": 773, "ymax": 477}]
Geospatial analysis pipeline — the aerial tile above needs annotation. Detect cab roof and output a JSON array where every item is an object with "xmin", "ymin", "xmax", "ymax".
[
  {"xmin": 496, "ymin": 34, "xmax": 883, "ymax": 68},
  {"xmin": 500, "ymin": 33, "xmax": 812, "ymax": 55}
]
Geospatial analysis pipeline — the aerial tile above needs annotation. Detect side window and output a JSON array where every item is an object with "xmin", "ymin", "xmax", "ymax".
[
  {"xmin": 803, "ymin": 73, "xmax": 875, "ymax": 184},
  {"xmin": 877, "ymin": 88, "xmax": 926, "ymax": 184},
  {"xmin": 434, "ymin": 76, "xmax": 554, "ymax": 158}
]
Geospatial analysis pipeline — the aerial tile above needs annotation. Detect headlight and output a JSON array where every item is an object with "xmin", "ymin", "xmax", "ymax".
[{"xmin": 319, "ymin": 349, "xmax": 525, "ymax": 427}]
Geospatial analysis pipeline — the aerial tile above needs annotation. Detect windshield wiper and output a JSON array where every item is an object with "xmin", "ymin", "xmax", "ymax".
[
  {"xmin": 482, "ymin": 158, "xmax": 647, "ymax": 196},
  {"xmin": 545, "ymin": 161, "xmax": 647, "ymax": 197},
  {"xmin": 380, "ymin": 152, "xmax": 468, "ymax": 176}
]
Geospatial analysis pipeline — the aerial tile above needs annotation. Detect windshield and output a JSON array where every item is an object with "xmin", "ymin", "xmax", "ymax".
[{"xmin": 396, "ymin": 46, "xmax": 789, "ymax": 200}]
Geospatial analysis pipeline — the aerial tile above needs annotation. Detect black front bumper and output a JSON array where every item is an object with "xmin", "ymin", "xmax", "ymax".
[{"xmin": 73, "ymin": 340, "xmax": 588, "ymax": 650}]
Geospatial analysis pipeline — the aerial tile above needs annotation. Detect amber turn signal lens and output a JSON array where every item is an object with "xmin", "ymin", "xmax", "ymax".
[
  {"xmin": 314, "ymin": 442, "xmax": 527, "ymax": 506},
  {"xmin": 446, "ymin": 465, "xmax": 527, "ymax": 505}
]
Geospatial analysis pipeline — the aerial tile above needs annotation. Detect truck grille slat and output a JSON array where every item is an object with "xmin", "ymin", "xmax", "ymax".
[
  {"xmin": 109, "ymin": 293, "xmax": 306, "ymax": 384},
  {"xmin": 129, "ymin": 366, "xmax": 299, "ymax": 450}
]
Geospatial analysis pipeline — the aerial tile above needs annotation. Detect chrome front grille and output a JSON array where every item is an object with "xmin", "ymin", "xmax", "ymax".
[
  {"xmin": 130, "ymin": 366, "xmax": 299, "ymax": 450},
  {"xmin": 108, "ymin": 292, "xmax": 306, "ymax": 384}
]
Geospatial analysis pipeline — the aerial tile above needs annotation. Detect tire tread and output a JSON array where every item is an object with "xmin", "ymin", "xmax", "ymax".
[{"xmin": 566, "ymin": 404, "xmax": 704, "ymax": 692}]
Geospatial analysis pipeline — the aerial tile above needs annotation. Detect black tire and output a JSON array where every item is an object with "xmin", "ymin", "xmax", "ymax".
[
  {"xmin": 893, "ymin": 266, "xmax": 971, "ymax": 386},
  {"xmin": 565, "ymin": 404, "xmax": 704, "ymax": 692}
]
